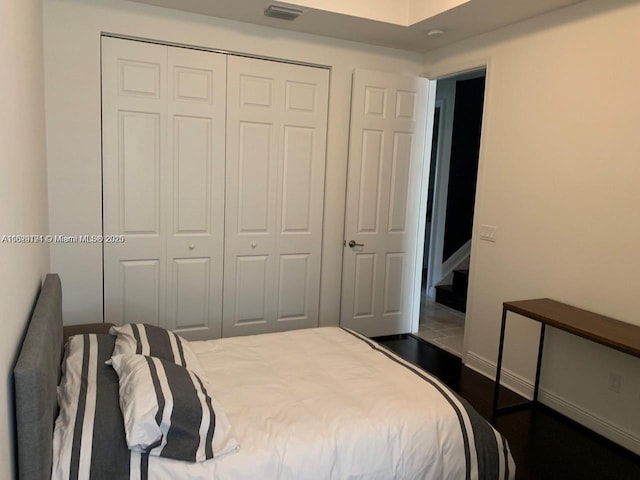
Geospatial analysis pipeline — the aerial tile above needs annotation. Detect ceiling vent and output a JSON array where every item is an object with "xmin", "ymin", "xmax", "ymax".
[{"xmin": 264, "ymin": 4, "xmax": 304, "ymax": 21}]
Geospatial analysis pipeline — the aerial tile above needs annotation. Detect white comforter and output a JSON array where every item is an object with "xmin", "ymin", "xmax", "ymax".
[
  {"xmin": 53, "ymin": 327, "xmax": 513, "ymax": 480},
  {"xmin": 190, "ymin": 327, "xmax": 515, "ymax": 480}
]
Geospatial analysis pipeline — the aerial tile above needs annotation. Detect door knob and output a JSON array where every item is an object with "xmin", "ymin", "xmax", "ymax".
[
  {"xmin": 348, "ymin": 240, "xmax": 364, "ymax": 248},
  {"xmin": 189, "ymin": 244, "xmax": 196, "ymax": 250}
]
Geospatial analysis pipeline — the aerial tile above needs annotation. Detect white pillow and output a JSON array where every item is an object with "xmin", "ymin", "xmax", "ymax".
[
  {"xmin": 110, "ymin": 353, "xmax": 239, "ymax": 462},
  {"xmin": 109, "ymin": 324, "xmax": 205, "ymax": 378}
]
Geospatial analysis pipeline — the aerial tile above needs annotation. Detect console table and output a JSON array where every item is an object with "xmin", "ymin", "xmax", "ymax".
[{"xmin": 491, "ymin": 298, "xmax": 640, "ymax": 422}]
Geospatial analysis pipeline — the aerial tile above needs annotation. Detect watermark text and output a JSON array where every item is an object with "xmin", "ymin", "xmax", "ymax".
[{"xmin": 1, "ymin": 234, "xmax": 125, "ymax": 244}]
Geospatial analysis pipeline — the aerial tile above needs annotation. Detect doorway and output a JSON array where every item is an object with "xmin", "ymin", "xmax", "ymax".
[{"xmin": 416, "ymin": 68, "xmax": 486, "ymax": 357}]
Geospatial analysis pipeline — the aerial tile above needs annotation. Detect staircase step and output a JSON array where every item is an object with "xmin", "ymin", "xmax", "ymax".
[
  {"xmin": 434, "ymin": 284, "xmax": 467, "ymax": 313},
  {"xmin": 452, "ymin": 269, "xmax": 469, "ymax": 295}
]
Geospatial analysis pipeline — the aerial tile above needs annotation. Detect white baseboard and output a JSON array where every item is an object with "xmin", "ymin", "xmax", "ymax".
[
  {"xmin": 465, "ymin": 351, "xmax": 533, "ymax": 399},
  {"xmin": 464, "ymin": 351, "xmax": 640, "ymax": 455},
  {"xmin": 538, "ymin": 389, "xmax": 640, "ymax": 455}
]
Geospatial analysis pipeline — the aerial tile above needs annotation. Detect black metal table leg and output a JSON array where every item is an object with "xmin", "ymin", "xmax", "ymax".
[
  {"xmin": 532, "ymin": 323, "xmax": 546, "ymax": 403},
  {"xmin": 492, "ymin": 307, "xmax": 508, "ymax": 423}
]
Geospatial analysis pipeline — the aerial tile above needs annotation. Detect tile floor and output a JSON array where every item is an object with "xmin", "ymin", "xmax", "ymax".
[{"xmin": 416, "ymin": 297, "xmax": 465, "ymax": 357}]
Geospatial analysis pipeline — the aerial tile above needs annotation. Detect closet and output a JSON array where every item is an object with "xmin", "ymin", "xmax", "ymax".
[{"xmin": 101, "ymin": 37, "xmax": 329, "ymax": 340}]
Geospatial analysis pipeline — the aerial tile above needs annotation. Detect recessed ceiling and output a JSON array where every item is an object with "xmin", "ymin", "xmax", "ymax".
[{"xmin": 126, "ymin": 0, "xmax": 585, "ymax": 53}]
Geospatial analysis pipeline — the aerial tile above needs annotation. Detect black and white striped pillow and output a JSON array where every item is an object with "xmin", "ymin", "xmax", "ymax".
[
  {"xmin": 110, "ymin": 354, "xmax": 239, "ymax": 462},
  {"xmin": 109, "ymin": 324, "xmax": 205, "ymax": 378}
]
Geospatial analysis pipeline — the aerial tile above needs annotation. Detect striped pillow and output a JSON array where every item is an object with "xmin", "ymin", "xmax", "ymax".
[
  {"xmin": 110, "ymin": 354, "xmax": 239, "ymax": 462},
  {"xmin": 109, "ymin": 324, "xmax": 205, "ymax": 378}
]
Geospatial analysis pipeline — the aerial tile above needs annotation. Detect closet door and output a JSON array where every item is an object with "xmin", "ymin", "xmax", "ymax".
[
  {"xmin": 224, "ymin": 56, "xmax": 329, "ymax": 337},
  {"xmin": 164, "ymin": 46, "xmax": 226, "ymax": 339},
  {"xmin": 102, "ymin": 37, "xmax": 226, "ymax": 340}
]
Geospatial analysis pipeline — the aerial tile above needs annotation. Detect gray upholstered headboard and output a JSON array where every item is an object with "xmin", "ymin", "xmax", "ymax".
[{"xmin": 13, "ymin": 273, "xmax": 63, "ymax": 480}]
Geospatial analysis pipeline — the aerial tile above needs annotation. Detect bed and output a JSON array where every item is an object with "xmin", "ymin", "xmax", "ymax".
[{"xmin": 14, "ymin": 274, "xmax": 515, "ymax": 479}]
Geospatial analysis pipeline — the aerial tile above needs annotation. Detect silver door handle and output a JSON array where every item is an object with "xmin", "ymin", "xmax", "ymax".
[{"xmin": 348, "ymin": 240, "xmax": 364, "ymax": 248}]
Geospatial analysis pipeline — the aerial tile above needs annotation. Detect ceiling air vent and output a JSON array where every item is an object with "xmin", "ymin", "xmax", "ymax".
[{"xmin": 264, "ymin": 4, "xmax": 304, "ymax": 21}]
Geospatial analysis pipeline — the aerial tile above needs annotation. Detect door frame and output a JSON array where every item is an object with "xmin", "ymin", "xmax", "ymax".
[
  {"xmin": 421, "ymin": 57, "xmax": 493, "ymax": 361},
  {"xmin": 426, "ymin": 68, "xmax": 487, "ymax": 299},
  {"xmin": 101, "ymin": 32, "xmax": 329, "ymax": 70}
]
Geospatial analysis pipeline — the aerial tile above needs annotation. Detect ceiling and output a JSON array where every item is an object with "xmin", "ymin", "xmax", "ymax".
[{"xmin": 127, "ymin": 0, "xmax": 585, "ymax": 53}]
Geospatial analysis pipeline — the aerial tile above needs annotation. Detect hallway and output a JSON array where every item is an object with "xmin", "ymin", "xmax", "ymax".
[{"xmin": 416, "ymin": 297, "xmax": 465, "ymax": 357}]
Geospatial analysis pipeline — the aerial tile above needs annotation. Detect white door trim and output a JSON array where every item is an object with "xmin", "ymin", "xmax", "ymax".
[
  {"xmin": 423, "ymin": 57, "xmax": 493, "ymax": 363},
  {"xmin": 101, "ymin": 32, "xmax": 331, "ymax": 70}
]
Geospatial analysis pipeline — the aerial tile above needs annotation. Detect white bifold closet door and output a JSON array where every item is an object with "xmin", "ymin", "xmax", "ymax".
[
  {"xmin": 102, "ymin": 37, "xmax": 226, "ymax": 340},
  {"xmin": 223, "ymin": 56, "xmax": 329, "ymax": 337}
]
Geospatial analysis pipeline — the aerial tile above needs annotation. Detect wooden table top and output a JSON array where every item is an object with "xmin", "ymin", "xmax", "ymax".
[{"xmin": 503, "ymin": 298, "xmax": 640, "ymax": 358}]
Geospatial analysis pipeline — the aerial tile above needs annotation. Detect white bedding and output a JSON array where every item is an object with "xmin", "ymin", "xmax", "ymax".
[
  {"xmin": 191, "ymin": 327, "xmax": 515, "ymax": 480},
  {"xmin": 53, "ymin": 327, "xmax": 513, "ymax": 479}
]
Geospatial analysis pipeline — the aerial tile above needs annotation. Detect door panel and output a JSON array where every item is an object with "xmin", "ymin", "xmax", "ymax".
[
  {"xmin": 238, "ymin": 122, "xmax": 273, "ymax": 233},
  {"xmin": 354, "ymin": 253, "xmax": 376, "ymax": 318},
  {"xmin": 224, "ymin": 56, "xmax": 329, "ymax": 337},
  {"xmin": 277, "ymin": 254, "xmax": 309, "ymax": 320},
  {"xmin": 102, "ymin": 38, "xmax": 226, "ymax": 339},
  {"xmin": 119, "ymin": 111, "xmax": 162, "ymax": 234},
  {"xmin": 119, "ymin": 60, "xmax": 161, "ymax": 98},
  {"xmin": 172, "ymin": 116, "xmax": 212, "ymax": 233},
  {"xmin": 103, "ymin": 38, "xmax": 167, "ymax": 329},
  {"xmin": 388, "ymin": 132, "xmax": 413, "ymax": 233},
  {"xmin": 383, "ymin": 253, "xmax": 405, "ymax": 314},
  {"xmin": 120, "ymin": 259, "xmax": 161, "ymax": 325},
  {"xmin": 165, "ymin": 46, "xmax": 226, "ymax": 340},
  {"xmin": 341, "ymin": 69, "xmax": 431, "ymax": 337},
  {"xmin": 357, "ymin": 129, "xmax": 384, "ymax": 233},
  {"xmin": 281, "ymin": 126, "xmax": 314, "ymax": 232},
  {"xmin": 234, "ymin": 255, "xmax": 269, "ymax": 325}
]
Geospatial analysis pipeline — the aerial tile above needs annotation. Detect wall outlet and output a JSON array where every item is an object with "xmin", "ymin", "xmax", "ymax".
[
  {"xmin": 479, "ymin": 224, "xmax": 497, "ymax": 242},
  {"xmin": 608, "ymin": 372, "xmax": 622, "ymax": 393}
]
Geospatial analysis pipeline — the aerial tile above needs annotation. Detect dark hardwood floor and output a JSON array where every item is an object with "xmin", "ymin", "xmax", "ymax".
[{"xmin": 374, "ymin": 334, "xmax": 640, "ymax": 480}]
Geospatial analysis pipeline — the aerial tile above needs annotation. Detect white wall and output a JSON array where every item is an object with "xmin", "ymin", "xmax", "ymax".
[
  {"xmin": 423, "ymin": 0, "xmax": 640, "ymax": 453},
  {"xmin": 0, "ymin": 1, "xmax": 51, "ymax": 478},
  {"xmin": 43, "ymin": 0, "xmax": 424, "ymax": 326}
]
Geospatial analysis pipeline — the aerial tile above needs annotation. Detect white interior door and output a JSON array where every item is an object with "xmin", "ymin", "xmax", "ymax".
[
  {"xmin": 223, "ymin": 56, "xmax": 329, "ymax": 337},
  {"xmin": 341, "ymin": 69, "xmax": 433, "ymax": 337},
  {"xmin": 102, "ymin": 37, "xmax": 226, "ymax": 340}
]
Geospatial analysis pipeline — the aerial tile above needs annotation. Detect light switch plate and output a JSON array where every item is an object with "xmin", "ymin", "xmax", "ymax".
[{"xmin": 480, "ymin": 224, "xmax": 497, "ymax": 242}]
